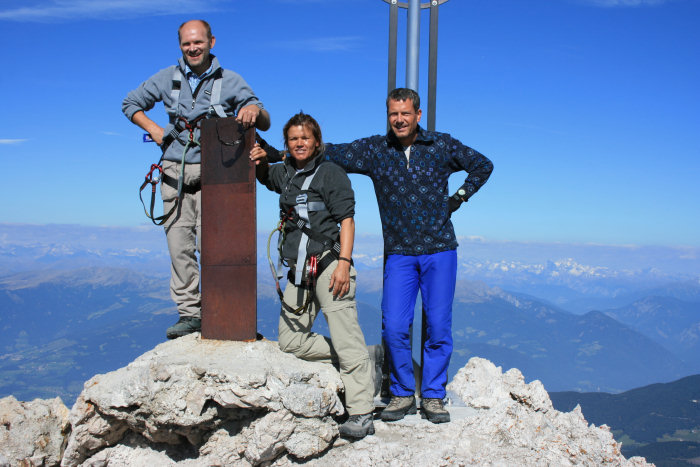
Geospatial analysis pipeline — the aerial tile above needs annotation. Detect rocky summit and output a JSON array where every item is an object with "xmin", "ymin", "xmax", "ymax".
[{"xmin": 1, "ymin": 334, "xmax": 650, "ymax": 466}]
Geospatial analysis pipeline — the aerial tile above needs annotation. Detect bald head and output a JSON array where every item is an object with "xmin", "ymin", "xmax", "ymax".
[{"xmin": 178, "ymin": 19, "xmax": 212, "ymax": 42}]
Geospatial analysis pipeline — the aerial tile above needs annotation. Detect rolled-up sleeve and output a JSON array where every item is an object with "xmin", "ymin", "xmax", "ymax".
[{"xmin": 122, "ymin": 68, "xmax": 171, "ymax": 121}]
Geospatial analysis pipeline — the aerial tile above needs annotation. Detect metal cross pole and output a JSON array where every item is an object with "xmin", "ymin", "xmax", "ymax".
[
  {"xmin": 406, "ymin": 0, "xmax": 421, "ymax": 92},
  {"xmin": 382, "ymin": 0, "xmax": 449, "ymax": 131},
  {"xmin": 380, "ymin": 0, "xmax": 449, "ymax": 398}
]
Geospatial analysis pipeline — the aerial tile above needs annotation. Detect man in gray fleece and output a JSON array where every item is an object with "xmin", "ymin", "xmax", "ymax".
[{"xmin": 122, "ymin": 19, "xmax": 270, "ymax": 339}]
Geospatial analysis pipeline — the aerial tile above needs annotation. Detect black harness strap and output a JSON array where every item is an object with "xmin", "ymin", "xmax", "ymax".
[{"xmin": 161, "ymin": 173, "xmax": 201, "ymax": 194}]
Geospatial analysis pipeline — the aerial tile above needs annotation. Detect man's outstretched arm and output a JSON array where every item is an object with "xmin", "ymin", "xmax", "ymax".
[{"xmin": 323, "ymin": 138, "xmax": 378, "ymax": 176}]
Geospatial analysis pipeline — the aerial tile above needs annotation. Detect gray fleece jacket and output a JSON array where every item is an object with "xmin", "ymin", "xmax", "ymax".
[{"xmin": 122, "ymin": 55, "xmax": 264, "ymax": 163}]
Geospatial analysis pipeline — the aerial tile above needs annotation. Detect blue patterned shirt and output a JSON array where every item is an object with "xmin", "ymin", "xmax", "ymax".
[{"xmin": 325, "ymin": 127, "xmax": 493, "ymax": 256}]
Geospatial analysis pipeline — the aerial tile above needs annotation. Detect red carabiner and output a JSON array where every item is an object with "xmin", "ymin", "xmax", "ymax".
[
  {"xmin": 307, "ymin": 255, "xmax": 318, "ymax": 278},
  {"xmin": 145, "ymin": 164, "xmax": 163, "ymax": 186}
]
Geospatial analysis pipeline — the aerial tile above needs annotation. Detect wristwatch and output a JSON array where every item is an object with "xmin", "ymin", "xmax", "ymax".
[{"xmin": 451, "ymin": 188, "xmax": 468, "ymax": 203}]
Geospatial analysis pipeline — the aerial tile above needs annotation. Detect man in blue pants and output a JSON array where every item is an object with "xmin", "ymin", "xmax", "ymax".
[{"xmin": 324, "ymin": 88, "xmax": 493, "ymax": 423}]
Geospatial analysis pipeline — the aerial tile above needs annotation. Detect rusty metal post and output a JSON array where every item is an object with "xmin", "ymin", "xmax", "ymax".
[{"xmin": 199, "ymin": 118, "xmax": 257, "ymax": 341}]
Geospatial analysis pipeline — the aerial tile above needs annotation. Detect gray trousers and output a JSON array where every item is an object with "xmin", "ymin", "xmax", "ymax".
[
  {"xmin": 278, "ymin": 259, "xmax": 374, "ymax": 416},
  {"xmin": 161, "ymin": 161, "xmax": 201, "ymax": 319}
]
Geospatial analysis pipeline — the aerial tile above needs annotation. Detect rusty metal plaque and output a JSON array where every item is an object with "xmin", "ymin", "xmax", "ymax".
[{"xmin": 200, "ymin": 118, "xmax": 257, "ymax": 341}]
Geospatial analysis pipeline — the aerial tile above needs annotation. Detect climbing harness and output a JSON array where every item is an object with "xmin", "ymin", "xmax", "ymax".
[
  {"xmin": 138, "ymin": 65, "xmax": 227, "ymax": 225},
  {"xmin": 138, "ymin": 113, "xmax": 206, "ymax": 225},
  {"xmin": 265, "ymin": 163, "xmax": 348, "ymax": 316}
]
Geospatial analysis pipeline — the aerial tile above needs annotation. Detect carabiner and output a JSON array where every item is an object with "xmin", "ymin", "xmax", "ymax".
[
  {"xmin": 307, "ymin": 255, "xmax": 318, "ymax": 279},
  {"xmin": 146, "ymin": 163, "xmax": 163, "ymax": 185}
]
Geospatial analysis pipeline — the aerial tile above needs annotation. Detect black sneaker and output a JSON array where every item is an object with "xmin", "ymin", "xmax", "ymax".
[
  {"xmin": 421, "ymin": 398, "xmax": 450, "ymax": 424},
  {"xmin": 380, "ymin": 395, "xmax": 417, "ymax": 421},
  {"xmin": 166, "ymin": 317, "xmax": 201, "ymax": 339},
  {"xmin": 338, "ymin": 413, "xmax": 375, "ymax": 439}
]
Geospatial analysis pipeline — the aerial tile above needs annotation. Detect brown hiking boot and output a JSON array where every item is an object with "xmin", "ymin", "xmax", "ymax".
[
  {"xmin": 420, "ymin": 398, "xmax": 450, "ymax": 424},
  {"xmin": 380, "ymin": 395, "xmax": 417, "ymax": 421}
]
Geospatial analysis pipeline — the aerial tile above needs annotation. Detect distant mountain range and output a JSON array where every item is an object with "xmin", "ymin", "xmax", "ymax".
[
  {"xmin": 550, "ymin": 375, "xmax": 700, "ymax": 466},
  {"xmin": 0, "ymin": 268, "xmax": 174, "ymax": 402},
  {"xmin": 2, "ymin": 223, "xmax": 699, "ymax": 395},
  {"xmin": 604, "ymin": 295, "xmax": 700, "ymax": 369},
  {"xmin": 4, "ymin": 223, "xmax": 699, "ymax": 309},
  {"xmin": 447, "ymin": 286, "xmax": 691, "ymax": 392}
]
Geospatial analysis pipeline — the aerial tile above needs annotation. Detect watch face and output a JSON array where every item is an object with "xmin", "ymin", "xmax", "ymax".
[{"xmin": 457, "ymin": 188, "xmax": 466, "ymax": 196}]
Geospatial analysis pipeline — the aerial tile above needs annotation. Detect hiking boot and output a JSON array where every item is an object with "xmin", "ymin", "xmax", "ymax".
[
  {"xmin": 338, "ymin": 413, "xmax": 375, "ymax": 439},
  {"xmin": 421, "ymin": 397, "xmax": 450, "ymax": 424},
  {"xmin": 166, "ymin": 317, "xmax": 201, "ymax": 339},
  {"xmin": 367, "ymin": 344, "xmax": 384, "ymax": 398},
  {"xmin": 380, "ymin": 395, "xmax": 417, "ymax": 421}
]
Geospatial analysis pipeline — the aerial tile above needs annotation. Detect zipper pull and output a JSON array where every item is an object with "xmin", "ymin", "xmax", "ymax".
[{"xmin": 191, "ymin": 99, "xmax": 195, "ymax": 110}]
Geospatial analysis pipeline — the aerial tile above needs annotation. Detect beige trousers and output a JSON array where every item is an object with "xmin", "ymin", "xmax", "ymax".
[
  {"xmin": 161, "ymin": 161, "xmax": 201, "ymax": 318},
  {"xmin": 278, "ymin": 258, "xmax": 374, "ymax": 415}
]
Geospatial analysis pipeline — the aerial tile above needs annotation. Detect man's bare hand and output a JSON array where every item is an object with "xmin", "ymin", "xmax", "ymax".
[
  {"xmin": 150, "ymin": 126, "xmax": 165, "ymax": 146},
  {"xmin": 236, "ymin": 104, "xmax": 261, "ymax": 128},
  {"xmin": 132, "ymin": 111, "xmax": 165, "ymax": 146}
]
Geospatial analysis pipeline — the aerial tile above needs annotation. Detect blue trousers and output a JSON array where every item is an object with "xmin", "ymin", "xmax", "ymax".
[{"xmin": 381, "ymin": 250, "xmax": 457, "ymax": 399}]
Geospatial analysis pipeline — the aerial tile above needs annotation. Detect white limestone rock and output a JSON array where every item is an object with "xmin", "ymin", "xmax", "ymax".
[
  {"xmin": 277, "ymin": 357, "xmax": 651, "ymax": 466},
  {"xmin": 0, "ymin": 395, "xmax": 70, "ymax": 467},
  {"xmin": 447, "ymin": 356, "xmax": 553, "ymax": 413},
  {"xmin": 61, "ymin": 334, "xmax": 344, "ymax": 466},
  {"xmin": 18, "ymin": 338, "xmax": 651, "ymax": 466}
]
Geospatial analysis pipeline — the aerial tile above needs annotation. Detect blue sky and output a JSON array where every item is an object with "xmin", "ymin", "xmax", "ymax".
[{"xmin": 1, "ymin": 0, "xmax": 698, "ymax": 247}]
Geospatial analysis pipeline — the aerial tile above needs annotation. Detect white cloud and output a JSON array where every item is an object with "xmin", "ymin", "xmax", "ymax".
[
  {"xmin": 577, "ymin": 0, "xmax": 672, "ymax": 7},
  {"xmin": 274, "ymin": 36, "xmax": 364, "ymax": 52},
  {"xmin": 0, "ymin": 0, "xmax": 225, "ymax": 22},
  {"xmin": 0, "ymin": 139, "xmax": 28, "ymax": 145}
]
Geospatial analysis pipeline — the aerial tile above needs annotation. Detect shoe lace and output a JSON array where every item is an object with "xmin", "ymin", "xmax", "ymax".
[
  {"xmin": 386, "ymin": 396, "xmax": 412, "ymax": 410},
  {"xmin": 423, "ymin": 398, "xmax": 445, "ymax": 412},
  {"xmin": 346, "ymin": 413, "xmax": 370, "ymax": 424}
]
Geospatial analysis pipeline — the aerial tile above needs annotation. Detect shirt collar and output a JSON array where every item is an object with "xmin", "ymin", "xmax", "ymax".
[
  {"xmin": 387, "ymin": 125, "xmax": 434, "ymax": 147},
  {"xmin": 184, "ymin": 61, "xmax": 213, "ymax": 79}
]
